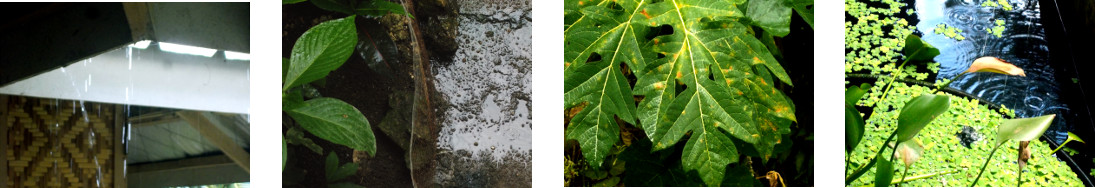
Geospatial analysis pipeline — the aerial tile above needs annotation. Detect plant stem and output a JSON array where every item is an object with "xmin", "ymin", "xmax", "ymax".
[
  {"xmin": 1017, "ymin": 164, "xmax": 1023, "ymax": 187},
  {"xmin": 970, "ymin": 143, "xmax": 1005, "ymax": 187},
  {"xmin": 1049, "ymin": 140, "xmax": 1072, "ymax": 154},
  {"xmin": 846, "ymin": 132, "xmax": 898, "ymax": 185},
  {"xmin": 877, "ymin": 58, "xmax": 912, "ymax": 103},
  {"xmin": 930, "ymin": 73, "xmax": 965, "ymax": 94},
  {"xmin": 851, "ymin": 170, "xmax": 960, "ymax": 186},
  {"xmin": 898, "ymin": 165, "xmax": 909, "ymax": 187}
]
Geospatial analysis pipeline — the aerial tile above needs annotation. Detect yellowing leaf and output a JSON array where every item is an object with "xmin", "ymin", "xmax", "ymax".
[{"xmin": 966, "ymin": 56, "xmax": 1026, "ymax": 76}]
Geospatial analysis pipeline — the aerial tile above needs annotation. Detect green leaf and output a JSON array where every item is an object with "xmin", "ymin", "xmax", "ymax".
[
  {"xmin": 846, "ymin": 103, "xmax": 865, "ymax": 152},
  {"xmin": 747, "ymin": 0, "xmax": 793, "ymax": 37},
  {"xmin": 1068, "ymin": 132, "xmax": 1085, "ymax": 143},
  {"xmin": 845, "ymin": 84, "xmax": 869, "ymax": 152},
  {"xmin": 356, "ymin": 0, "xmax": 411, "ymax": 18},
  {"xmin": 283, "ymin": 136, "xmax": 288, "ymax": 171},
  {"xmin": 1051, "ymin": 132, "xmax": 1083, "ymax": 154},
  {"xmin": 997, "ymin": 114, "xmax": 1056, "ymax": 145},
  {"xmin": 284, "ymin": 0, "xmax": 308, "ymax": 4},
  {"xmin": 310, "ymin": 0, "xmax": 354, "ymax": 14},
  {"xmin": 875, "ymin": 157, "xmax": 894, "ymax": 187},
  {"xmin": 328, "ymin": 182, "xmax": 366, "ymax": 188},
  {"xmin": 283, "ymin": 90, "xmax": 306, "ymax": 111},
  {"xmin": 902, "ymin": 34, "xmax": 940, "ymax": 62},
  {"xmin": 846, "ymin": 83, "xmax": 870, "ymax": 105},
  {"xmin": 284, "ymin": 16, "xmax": 357, "ymax": 91},
  {"xmin": 285, "ymin": 127, "xmax": 324, "ymax": 155},
  {"xmin": 791, "ymin": 0, "xmax": 813, "ymax": 29},
  {"xmin": 324, "ymin": 152, "xmax": 358, "ymax": 182},
  {"xmin": 282, "ymin": 57, "xmax": 290, "ymax": 79},
  {"xmin": 896, "ymin": 94, "xmax": 950, "ymax": 142},
  {"xmin": 562, "ymin": 0, "xmax": 650, "ymax": 169},
  {"xmin": 565, "ymin": 0, "xmax": 796, "ymax": 185},
  {"xmin": 325, "ymin": 152, "xmax": 339, "ymax": 179},
  {"xmin": 288, "ymin": 98, "xmax": 376, "ymax": 154},
  {"xmin": 593, "ymin": 177, "xmax": 621, "ymax": 187}
]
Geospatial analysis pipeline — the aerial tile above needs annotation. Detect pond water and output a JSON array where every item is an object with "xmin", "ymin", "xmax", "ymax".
[
  {"xmin": 914, "ymin": 0, "xmax": 1070, "ymax": 143},
  {"xmin": 430, "ymin": 0, "xmax": 532, "ymax": 186}
]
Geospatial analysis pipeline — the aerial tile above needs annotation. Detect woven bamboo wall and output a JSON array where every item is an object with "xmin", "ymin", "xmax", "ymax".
[{"xmin": 4, "ymin": 96, "xmax": 119, "ymax": 188}]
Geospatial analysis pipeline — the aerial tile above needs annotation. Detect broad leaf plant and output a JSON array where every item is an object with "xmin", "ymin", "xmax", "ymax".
[
  {"xmin": 282, "ymin": 0, "xmax": 408, "ymax": 172},
  {"xmin": 564, "ymin": 0, "xmax": 811, "ymax": 186}
]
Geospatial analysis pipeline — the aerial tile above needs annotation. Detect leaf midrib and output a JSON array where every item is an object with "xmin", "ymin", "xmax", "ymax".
[{"xmin": 285, "ymin": 25, "xmax": 351, "ymax": 91}]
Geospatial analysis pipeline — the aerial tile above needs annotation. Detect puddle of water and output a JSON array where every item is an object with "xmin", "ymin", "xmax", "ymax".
[
  {"xmin": 914, "ymin": 0, "xmax": 1070, "ymax": 143},
  {"xmin": 430, "ymin": 0, "xmax": 532, "ymax": 186}
]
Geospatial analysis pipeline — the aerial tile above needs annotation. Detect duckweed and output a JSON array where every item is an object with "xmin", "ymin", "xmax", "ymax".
[
  {"xmin": 935, "ymin": 23, "xmax": 966, "ymax": 41},
  {"xmin": 848, "ymin": 83, "xmax": 1084, "ymax": 187}
]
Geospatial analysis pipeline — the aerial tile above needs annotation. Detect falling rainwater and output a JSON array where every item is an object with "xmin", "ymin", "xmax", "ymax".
[
  {"xmin": 914, "ymin": 0, "xmax": 1070, "ymax": 143},
  {"xmin": 430, "ymin": 0, "xmax": 532, "ymax": 186}
]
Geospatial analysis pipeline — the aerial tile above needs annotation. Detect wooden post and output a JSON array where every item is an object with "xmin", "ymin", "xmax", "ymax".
[
  {"xmin": 1, "ymin": 95, "xmax": 9, "ymax": 188},
  {"xmin": 113, "ymin": 105, "xmax": 125, "ymax": 188}
]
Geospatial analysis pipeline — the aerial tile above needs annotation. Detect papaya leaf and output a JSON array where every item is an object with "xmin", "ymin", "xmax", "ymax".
[
  {"xmin": 997, "ymin": 114, "xmax": 1056, "ymax": 145},
  {"xmin": 792, "ymin": 0, "xmax": 814, "ymax": 29},
  {"xmin": 284, "ymin": 16, "xmax": 357, "ymax": 91},
  {"xmin": 562, "ymin": 0, "xmax": 644, "ymax": 168},
  {"xmin": 288, "ymin": 98, "xmax": 376, "ymax": 155},
  {"xmin": 747, "ymin": 0, "xmax": 793, "ymax": 37},
  {"xmin": 284, "ymin": 0, "xmax": 308, "ymax": 4},
  {"xmin": 875, "ymin": 157, "xmax": 894, "ymax": 187},
  {"xmin": 896, "ymin": 94, "xmax": 949, "ymax": 142},
  {"xmin": 902, "ymin": 34, "xmax": 940, "ymax": 62},
  {"xmin": 565, "ymin": 0, "xmax": 797, "ymax": 185}
]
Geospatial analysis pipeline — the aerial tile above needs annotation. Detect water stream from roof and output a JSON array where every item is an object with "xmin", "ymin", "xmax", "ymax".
[
  {"xmin": 430, "ymin": 0, "xmax": 532, "ymax": 186},
  {"xmin": 914, "ymin": 0, "xmax": 1070, "ymax": 143}
]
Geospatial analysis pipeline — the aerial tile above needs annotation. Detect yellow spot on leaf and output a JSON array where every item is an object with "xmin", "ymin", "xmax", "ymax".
[
  {"xmin": 753, "ymin": 56, "xmax": 763, "ymax": 64},
  {"xmin": 578, "ymin": 1, "xmax": 583, "ymax": 5},
  {"xmin": 654, "ymin": 82, "xmax": 666, "ymax": 90},
  {"xmin": 752, "ymin": 134, "xmax": 760, "ymax": 138},
  {"xmin": 676, "ymin": 72, "xmax": 683, "ymax": 79},
  {"xmin": 713, "ymin": 122, "xmax": 720, "ymax": 127}
]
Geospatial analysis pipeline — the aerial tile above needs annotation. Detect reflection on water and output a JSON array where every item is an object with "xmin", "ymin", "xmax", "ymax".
[
  {"xmin": 430, "ymin": 0, "xmax": 531, "ymax": 186},
  {"xmin": 916, "ymin": 0, "xmax": 1069, "ymax": 143}
]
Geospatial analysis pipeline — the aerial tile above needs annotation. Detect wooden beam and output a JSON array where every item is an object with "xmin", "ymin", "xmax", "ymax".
[
  {"xmin": 0, "ymin": 3, "xmax": 134, "ymax": 87},
  {"xmin": 128, "ymin": 154, "xmax": 235, "ymax": 174},
  {"xmin": 176, "ymin": 111, "xmax": 249, "ymax": 173},
  {"xmin": 126, "ymin": 154, "xmax": 248, "ymax": 188}
]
